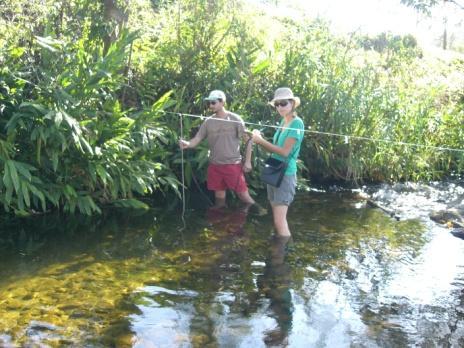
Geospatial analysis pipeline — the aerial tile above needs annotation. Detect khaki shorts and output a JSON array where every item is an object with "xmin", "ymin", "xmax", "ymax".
[{"xmin": 267, "ymin": 174, "xmax": 296, "ymax": 206}]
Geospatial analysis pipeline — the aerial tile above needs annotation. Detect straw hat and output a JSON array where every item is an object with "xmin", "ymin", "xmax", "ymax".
[{"xmin": 268, "ymin": 87, "xmax": 300, "ymax": 108}]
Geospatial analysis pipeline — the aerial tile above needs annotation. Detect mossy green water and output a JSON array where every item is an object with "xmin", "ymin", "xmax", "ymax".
[{"xmin": 1, "ymin": 192, "xmax": 461, "ymax": 347}]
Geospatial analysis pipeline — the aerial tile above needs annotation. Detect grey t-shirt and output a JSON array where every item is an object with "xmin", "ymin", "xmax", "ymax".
[{"xmin": 196, "ymin": 112, "xmax": 245, "ymax": 165}]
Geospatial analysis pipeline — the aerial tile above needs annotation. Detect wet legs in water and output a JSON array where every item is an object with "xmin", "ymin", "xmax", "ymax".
[
  {"xmin": 214, "ymin": 190, "xmax": 257, "ymax": 209},
  {"xmin": 272, "ymin": 205, "xmax": 291, "ymax": 237},
  {"xmin": 260, "ymin": 235, "xmax": 293, "ymax": 346},
  {"xmin": 214, "ymin": 190, "xmax": 227, "ymax": 208}
]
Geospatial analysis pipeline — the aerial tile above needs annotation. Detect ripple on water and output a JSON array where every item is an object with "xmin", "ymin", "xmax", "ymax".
[{"xmin": 1, "ymin": 186, "xmax": 464, "ymax": 346}]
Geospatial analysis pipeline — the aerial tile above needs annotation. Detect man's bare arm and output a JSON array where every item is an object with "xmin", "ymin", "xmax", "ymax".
[
  {"xmin": 242, "ymin": 132, "xmax": 253, "ymax": 172},
  {"xmin": 179, "ymin": 134, "xmax": 203, "ymax": 149}
]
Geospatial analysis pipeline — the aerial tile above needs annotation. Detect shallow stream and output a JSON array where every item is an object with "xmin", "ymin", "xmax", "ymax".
[{"xmin": 1, "ymin": 182, "xmax": 464, "ymax": 347}]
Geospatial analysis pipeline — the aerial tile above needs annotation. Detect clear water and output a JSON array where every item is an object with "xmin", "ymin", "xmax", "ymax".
[{"xmin": 1, "ymin": 187, "xmax": 464, "ymax": 347}]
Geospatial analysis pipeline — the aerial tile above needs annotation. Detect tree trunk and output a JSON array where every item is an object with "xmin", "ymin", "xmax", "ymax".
[
  {"xmin": 443, "ymin": 26, "xmax": 447, "ymax": 50},
  {"xmin": 442, "ymin": 0, "xmax": 448, "ymax": 50},
  {"xmin": 102, "ymin": 0, "xmax": 127, "ymax": 56}
]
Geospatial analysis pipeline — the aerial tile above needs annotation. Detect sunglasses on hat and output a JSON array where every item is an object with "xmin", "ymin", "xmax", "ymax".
[{"xmin": 274, "ymin": 100, "xmax": 289, "ymax": 108}]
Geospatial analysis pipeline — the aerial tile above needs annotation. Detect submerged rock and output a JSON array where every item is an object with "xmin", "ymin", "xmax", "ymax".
[
  {"xmin": 451, "ymin": 229, "xmax": 464, "ymax": 240},
  {"xmin": 430, "ymin": 209, "xmax": 464, "ymax": 228},
  {"xmin": 27, "ymin": 320, "xmax": 59, "ymax": 332},
  {"xmin": 366, "ymin": 199, "xmax": 400, "ymax": 220},
  {"xmin": 429, "ymin": 208, "xmax": 464, "ymax": 240}
]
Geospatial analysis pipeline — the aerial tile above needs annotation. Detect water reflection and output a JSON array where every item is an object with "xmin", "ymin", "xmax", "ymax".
[
  {"xmin": 129, "ymin": 286, "xmax": 197, "ymax": 348},
  {"xmin": 257, "ymin": 236, "xmax": 293, "ymax": 347},
  {"xmin": 206, "ymin": 205, "xmax": 249, "ymax": 236},
  {"xmin": 2, "ymin": 188, "xmax": 464, "ymax": 346}
]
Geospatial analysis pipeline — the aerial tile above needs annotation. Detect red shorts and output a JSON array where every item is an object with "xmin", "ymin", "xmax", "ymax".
[{"xmin": 207, "ymin": 163, "xmax": 248, "ymax": 193}]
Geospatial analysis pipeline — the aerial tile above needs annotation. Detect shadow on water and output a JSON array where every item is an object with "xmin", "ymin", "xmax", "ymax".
[{"xmin": 1, "ymin": 189, "xmax": 464, "ymax": 347}]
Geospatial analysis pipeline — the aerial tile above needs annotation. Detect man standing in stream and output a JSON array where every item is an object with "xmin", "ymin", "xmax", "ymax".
[{"xmin": 179, "ymin": 90, "xmax": 255, "ymax": 208}]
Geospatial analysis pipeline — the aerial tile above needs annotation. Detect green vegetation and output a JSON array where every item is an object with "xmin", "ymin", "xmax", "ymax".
[{"xmin": 1, "ymin": 0, "xmax": 464, "ymax": 215}]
